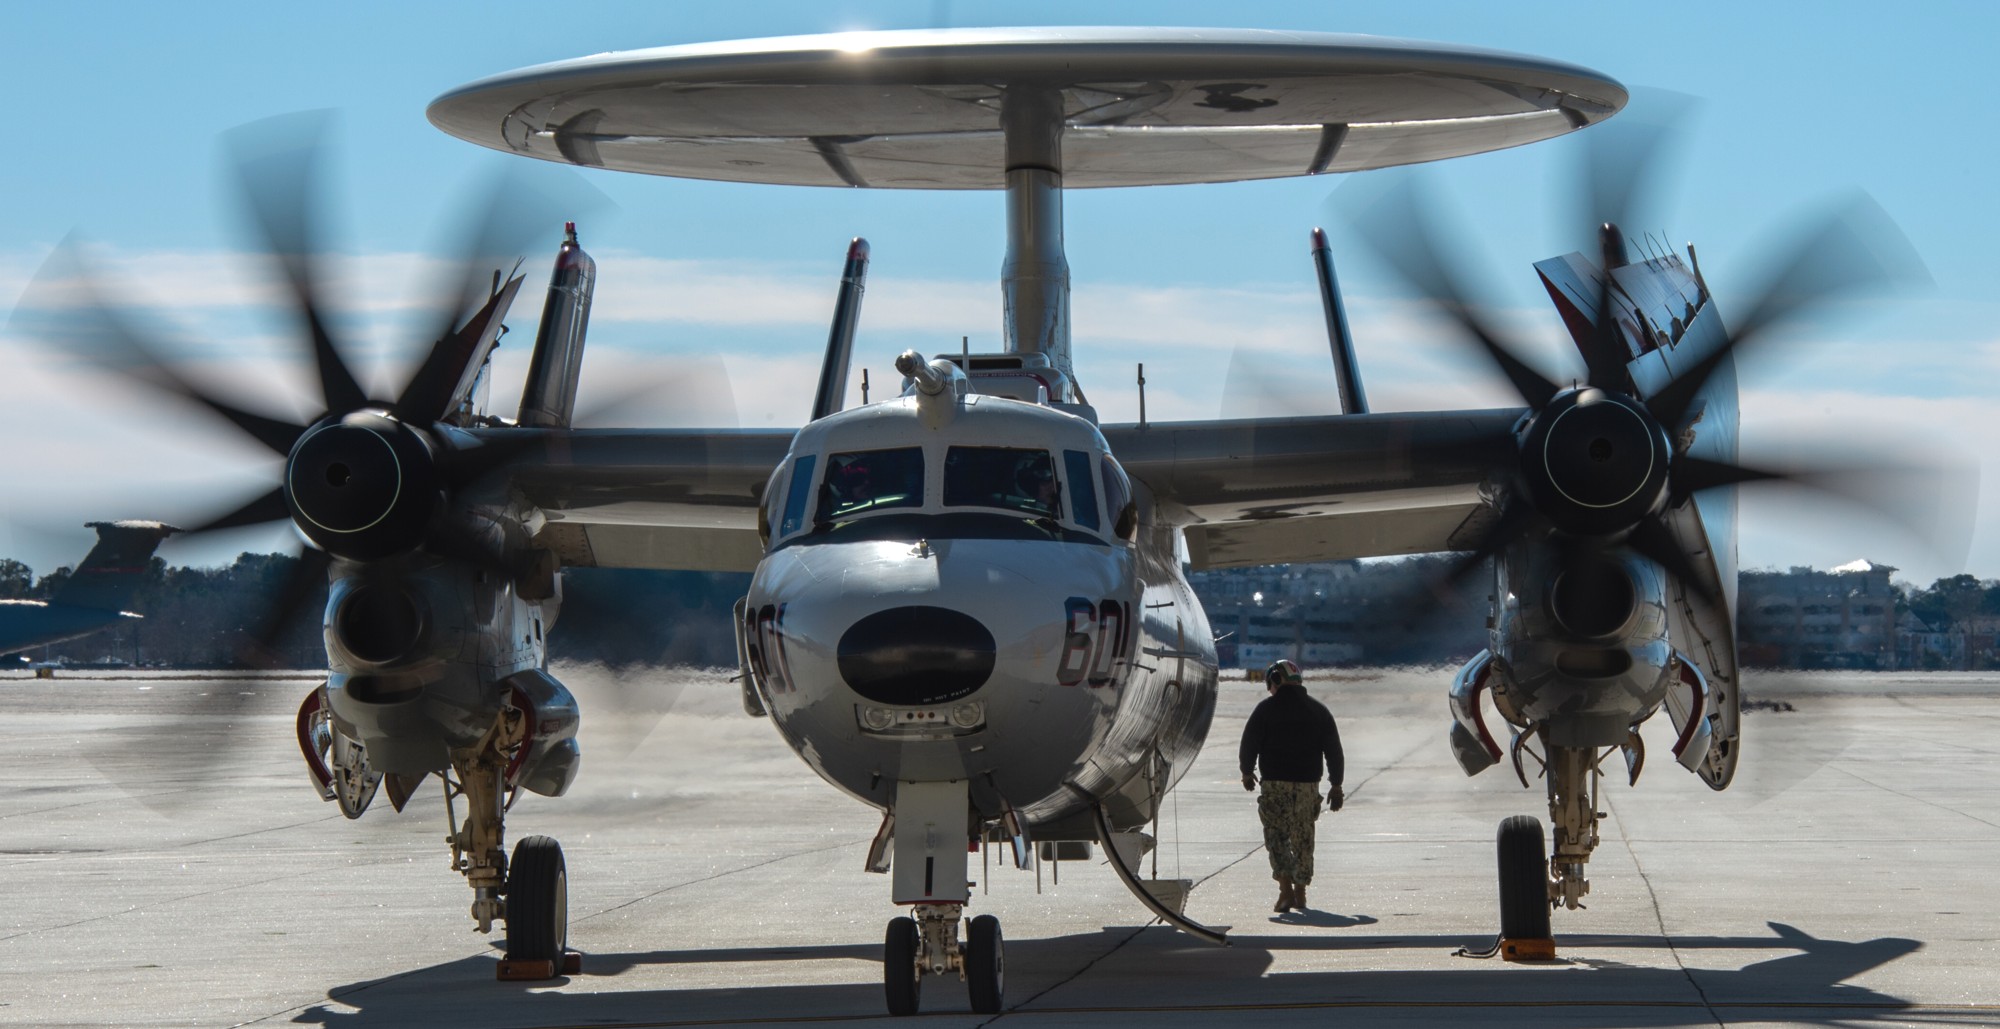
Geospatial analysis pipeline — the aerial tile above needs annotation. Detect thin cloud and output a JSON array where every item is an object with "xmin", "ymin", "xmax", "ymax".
[{"xmin": 4, "ymin": 242, "xmax": 1994, "ymax": 579}]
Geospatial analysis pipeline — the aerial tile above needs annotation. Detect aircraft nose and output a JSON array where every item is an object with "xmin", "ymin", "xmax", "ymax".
[{"xmin": 837, "ymin": 605, "xmax": 996, "ymax": 706}]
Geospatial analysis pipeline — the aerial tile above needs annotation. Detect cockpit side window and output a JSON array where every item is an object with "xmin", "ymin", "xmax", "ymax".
[
  {"xmin": 778, "ymin": 455, "xmax": 818, "ymax": 538},
  {"xmin": 816, "ymin": 447, "xmax": 925, "ymax": 526},
  {"xmin": 1063, "ymin": 449, "xmax": 1100, "ymax": 530},
  {"xmin": 1101, "ymin": 455, "xmax": 1135, "ymax": 541},
  {"xmin": 945, "ymin": 447, "xmax": 1059, "ymax": 520}
]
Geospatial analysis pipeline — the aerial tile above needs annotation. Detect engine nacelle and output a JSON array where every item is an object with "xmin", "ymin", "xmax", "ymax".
[
  {"xmin": 321, "ymin": 560, "xmax": 553, "ymax": 778},
  {"xmin": 1493, "ymin": 541, "xmax": 1676, "ymax": 747}
]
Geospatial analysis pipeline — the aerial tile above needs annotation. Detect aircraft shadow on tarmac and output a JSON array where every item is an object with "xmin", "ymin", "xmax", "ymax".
[
  {"xmin": 1268, "ymin": 908, "xmax": 1378, "ymax": 928},
  {"xmin": 289, "ymin": 921, "xmax": 1923, "ymax": 1027}
]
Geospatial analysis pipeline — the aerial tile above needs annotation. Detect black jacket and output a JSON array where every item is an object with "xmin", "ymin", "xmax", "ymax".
[{"xmin": 1238, "ymin": 683, "xmax": 1343, "ymax": 785}]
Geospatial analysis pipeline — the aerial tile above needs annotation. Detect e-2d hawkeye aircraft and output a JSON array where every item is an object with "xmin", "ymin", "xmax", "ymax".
[{"xmin": 32, "ymin": 27, "xmax": 1940, "ymax": 1017}]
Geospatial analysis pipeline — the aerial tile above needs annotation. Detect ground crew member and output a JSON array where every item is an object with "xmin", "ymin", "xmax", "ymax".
[{"xmin": 1239, "ymin": 659, "xmax": 1344, "ymax": 913}]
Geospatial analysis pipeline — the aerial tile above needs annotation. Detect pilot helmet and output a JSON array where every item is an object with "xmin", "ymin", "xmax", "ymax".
[
  {"xmin": 1265, "ymin": 659, "xmax": 1303, "ymax": 689},
  {"xmin": 835, "ymin": 459, "xmax": 871, "ymax": 487}
]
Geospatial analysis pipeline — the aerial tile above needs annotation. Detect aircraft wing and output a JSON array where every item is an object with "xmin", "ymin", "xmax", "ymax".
[
  {"xmin": 1104, "ymin": 409, "xmax": 1523, "ymax": 570},
  {"xmin": 490, "ymin": 427, "xmax": 795, "ymax": 573},
  {"xmin": 489, "ymin": 409, "xmax": 1523, "ymax": 574}
]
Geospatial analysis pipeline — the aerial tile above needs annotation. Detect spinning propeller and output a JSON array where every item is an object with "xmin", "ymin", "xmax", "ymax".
[
  {"xmin": 1337, "ymin": 98, "xmax": 1955, "ymax": 621},
  {"xmin": 15, "ymin": 112, "xmax": 596, "ymax": 665}
]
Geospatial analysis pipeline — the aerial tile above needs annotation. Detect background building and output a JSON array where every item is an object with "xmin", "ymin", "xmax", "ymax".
[{"xmin": 1738, "ymin": 560, "xmax": 1899, "ymax": 669}]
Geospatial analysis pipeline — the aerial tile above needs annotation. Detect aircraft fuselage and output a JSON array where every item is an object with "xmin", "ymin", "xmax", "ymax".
[{"xmin": 744, "ymin": 390, "xmax": 1219, "ymax": 837}]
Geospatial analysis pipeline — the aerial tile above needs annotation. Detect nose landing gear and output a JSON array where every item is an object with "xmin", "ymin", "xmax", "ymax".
[
  {"xmin": 881, "ymin": 778, "xmax": 1003, "ymax": 1015},
  {"xmin": 883, "ymin": 904, "xmax": 1004, "ymax": 1016}
]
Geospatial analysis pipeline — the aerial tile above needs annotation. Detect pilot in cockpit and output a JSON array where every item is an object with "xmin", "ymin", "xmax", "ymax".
[
  {"xmin": 821, "ymin": 447, "xmax": 926, "ymax": 525},
  {"xmin": 1016, "ymin": 457, "xmax": 1058, "ymax": 519},
  {"xmin": 832, "ymin": 458, "xmax": 873, "ymax": 505}
]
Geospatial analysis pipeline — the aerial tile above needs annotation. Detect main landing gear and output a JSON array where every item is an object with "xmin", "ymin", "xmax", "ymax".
[
  {"xmin": 883, "ymin": 905, "xmax": 1004, "ymax": 1016},
  {"xmin": 1501, "ymin": 730, "xmax": 1607, "ymax": 914},
  {"xmin": 1490, "ymin": 732, "xmax": 1606, "ymax": 958},
  {"xmin": 443, "ymin": 701, "xmax": 576, "ymax": 979}
]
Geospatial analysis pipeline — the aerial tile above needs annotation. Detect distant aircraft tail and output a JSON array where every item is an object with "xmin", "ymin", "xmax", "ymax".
[{"xmin": 50, "ymin": 521, "xmax": 178, "ymax": 613}]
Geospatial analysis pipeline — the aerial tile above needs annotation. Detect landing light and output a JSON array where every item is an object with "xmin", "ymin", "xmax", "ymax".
[{"xmin": 854, "ymin": 702, "xmax": 987, "ymax": 735}]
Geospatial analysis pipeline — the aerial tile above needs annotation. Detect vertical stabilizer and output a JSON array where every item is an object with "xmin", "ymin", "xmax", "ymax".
[
  {"xmin": 517, "ymin": 223, "xmax": 598, "ymax": 428},
  {"xmin": 1310, "ymin": 228, "xmax": 1369, "ymax": 415},
  {"xmin": 52, "ymin": 521, "xmax": 177, "ymax": 613},
  {"xmin": 811, "ymin": 238, "xmax": 871, "ymax": 420}
]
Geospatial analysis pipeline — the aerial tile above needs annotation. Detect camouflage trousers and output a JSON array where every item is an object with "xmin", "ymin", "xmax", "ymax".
[{"xmin": 1258, "ymin": 779, "xmax": 1323, "ymax": 885}]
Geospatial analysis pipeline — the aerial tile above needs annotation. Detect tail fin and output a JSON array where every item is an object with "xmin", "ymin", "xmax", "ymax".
[
  {"xmin": 811, "ymin": 238, "xmax": 871, "ymax": 421},
  {"xmin": 1309, "ymin": 228, "xmax": 1368, "ymax": 414},
  {"xmin": 517, "ymin": 222, "xmax": 597, "ymax": 428},
  {"xmin": 51, "ymin": 521, "xmax": 177, "ymax": 613}
]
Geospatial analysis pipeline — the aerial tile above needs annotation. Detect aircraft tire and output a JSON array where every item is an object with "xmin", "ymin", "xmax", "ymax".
[
  {"xmin": 884, "ymin": 916, "xmax": 921, "ymax": 1016},
  {"xmin": 505, "ymin": 835, "xmax": 568, "ymax": 963},
  {"xmin": 1496, "ymin": 815, "xmax": 1551, "ymax": 940},
  {"xmin": 965, "ymin": 914, "xmax": 1004, "ymax": 1013}
]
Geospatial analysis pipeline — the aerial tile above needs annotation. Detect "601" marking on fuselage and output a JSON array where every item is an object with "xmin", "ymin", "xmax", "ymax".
[
  {"xmin": 743, "ymin": 602, "xmax": 797, "ymax": 694},
  {"xmin": 1058, "ymin": 597, "xmax": 1132, "ymax": 688}
]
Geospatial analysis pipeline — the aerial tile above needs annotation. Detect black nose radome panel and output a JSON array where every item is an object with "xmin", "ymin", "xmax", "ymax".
[{"xmin": 838, "ymin": 606, "xmax": 996, "ymax": 706}]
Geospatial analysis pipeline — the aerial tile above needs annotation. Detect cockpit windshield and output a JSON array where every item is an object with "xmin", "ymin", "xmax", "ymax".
[
  {"xmin": 816, "ymin": 447, "xmax": 925, "ymax": 525},
  {"xmin": 944, "ymin": 447, "xmax": 1059, "ymax": 520}
]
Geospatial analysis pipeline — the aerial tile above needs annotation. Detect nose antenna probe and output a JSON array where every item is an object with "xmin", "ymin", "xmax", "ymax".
[{"xmin": 895, "ymin": 348, "xmax": 961, "ymax": 397}]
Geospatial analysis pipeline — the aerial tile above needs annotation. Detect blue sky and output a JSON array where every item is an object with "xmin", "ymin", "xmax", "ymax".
[{"xmin": 1, "ymin": 1, "xmax": 1995, "ymax": 584}]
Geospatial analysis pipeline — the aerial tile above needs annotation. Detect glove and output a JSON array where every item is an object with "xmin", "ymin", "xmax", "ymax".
[
  {"xmin": 1241, "ymin": 773, "xmax": 1257, "ymax": 792},
  {"xmin": 1327, "ymin": 786, "xmax": 1344, "ymax": 811}
]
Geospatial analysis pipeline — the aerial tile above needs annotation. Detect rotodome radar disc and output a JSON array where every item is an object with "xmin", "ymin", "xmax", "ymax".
[{"xmin": 428, "ymin": 27, "xmax": 1626, "ymax": 189}]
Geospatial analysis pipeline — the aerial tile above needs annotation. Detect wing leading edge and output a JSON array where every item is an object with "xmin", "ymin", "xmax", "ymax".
[
  {"xmin": 1105, "ymin": 408, "xmax": 1522, "ymax": 570},
  {"xmin": 489, "ymin": 427, "xmax": 794, "ymax": 573}
]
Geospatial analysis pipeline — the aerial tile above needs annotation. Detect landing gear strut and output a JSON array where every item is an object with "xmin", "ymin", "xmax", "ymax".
[
  {"xmin": 1508, "ymin": 730, "xmax": 1605, "ymax": 912},
  {"xmin": 443, "ymin": 700, "xmax": 574, "ymax": 978},
  {"xmin": 1545, "ymin": 742, "xmax": 1602, "ymax": 910}
]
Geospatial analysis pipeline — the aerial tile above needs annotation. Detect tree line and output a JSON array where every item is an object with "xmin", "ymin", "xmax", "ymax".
[
  {"xmin": 4, "ymin": 549, "xmax": 1995, "ymax": 670},
  {"xmin": 0, "ymin": 553, "xmax": 747, "ymax": 669}
]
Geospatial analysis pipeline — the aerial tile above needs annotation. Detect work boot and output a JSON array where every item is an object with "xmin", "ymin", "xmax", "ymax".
[
  {"xmin": 1273, "ymin": 880, "xmax": 1294, "ymax": 912},
  {"xmin": 1293, "ymin": 884, "xmax": 1308, "ymax": 910}
]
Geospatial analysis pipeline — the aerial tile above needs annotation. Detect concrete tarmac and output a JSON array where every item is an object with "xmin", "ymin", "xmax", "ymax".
[{"xmin": 2, "ymin": 665, "xmax": 1995, "ymax": 1028}]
